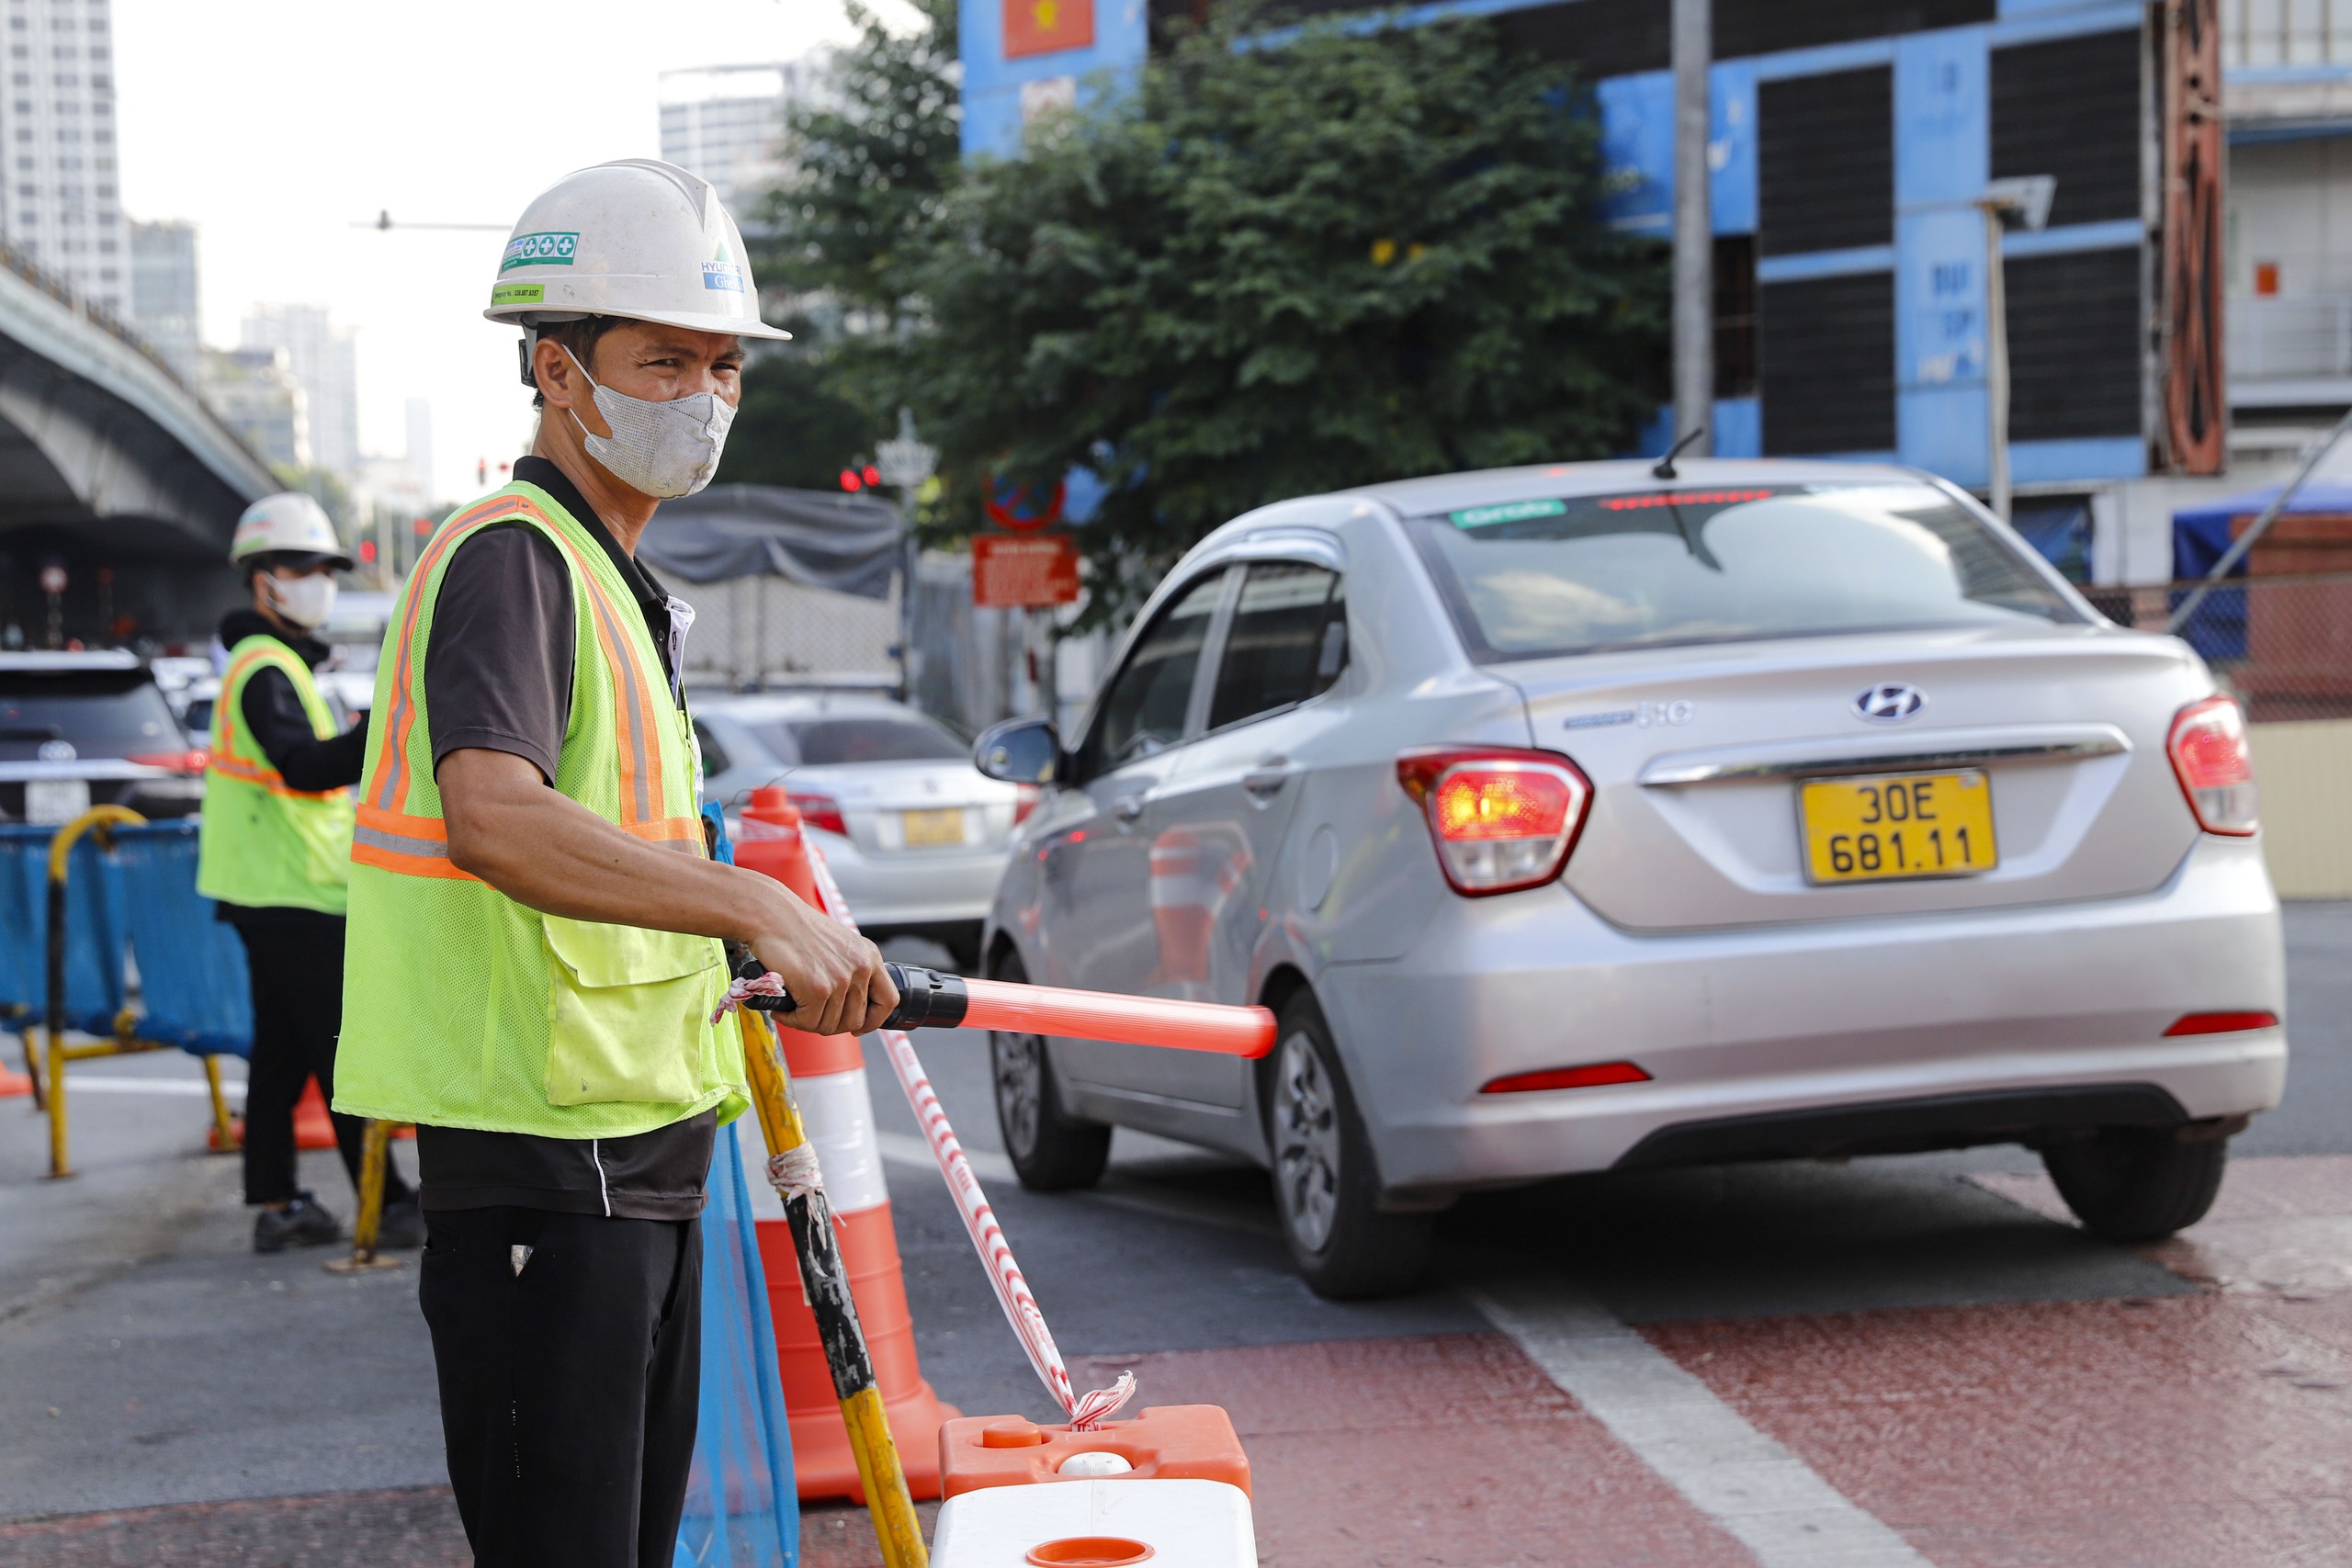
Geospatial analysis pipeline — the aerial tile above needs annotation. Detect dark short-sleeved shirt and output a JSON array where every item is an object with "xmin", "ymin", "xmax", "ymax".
[{"xmin": 411, "ymin": 455, "xmax": 714, "ymax": 1221}]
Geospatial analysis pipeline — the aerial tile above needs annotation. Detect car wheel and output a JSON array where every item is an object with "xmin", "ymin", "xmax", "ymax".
[
  {"xmin": 2041, "ymin": 1126, "xmax": 2229, "ymax": 1243},
  {"xmin": 1262, "ymin": 992, "xmax": 1431, "ymax": 1301},
  {"xmin": 989, "ymin": 950, "xmax": 1111, "ymax": 1191}
]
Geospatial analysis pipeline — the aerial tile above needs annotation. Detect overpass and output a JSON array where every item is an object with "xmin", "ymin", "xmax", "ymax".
[{"xmin": 0, "ymin": 244, "xmax": 274, "ymax": 650}]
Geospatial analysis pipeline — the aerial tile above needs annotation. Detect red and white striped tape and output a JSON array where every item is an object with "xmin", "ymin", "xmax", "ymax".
[{"xmin": 802, "ymin": 844, "xmax": 1135, "ymax": 1432}]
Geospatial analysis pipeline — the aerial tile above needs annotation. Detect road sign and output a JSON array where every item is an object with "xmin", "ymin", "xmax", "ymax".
[
  {"xmin": 984, "ymin": 476, "xmax": 1065, "ymax": 532},
  {"xmin": 974, "ymin": 534, "xmax": 1080, "ymax": 607}
]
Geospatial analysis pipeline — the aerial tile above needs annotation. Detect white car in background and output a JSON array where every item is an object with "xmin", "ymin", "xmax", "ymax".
[{"xmin": 695, "ymin": 692, "xmax": 1030, "ymax": 967}]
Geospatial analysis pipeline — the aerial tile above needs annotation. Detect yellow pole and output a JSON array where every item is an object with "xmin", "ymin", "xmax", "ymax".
[
  {"xmin": 326, "ymin": 1121, "xmax": 401, "ymax": 1274},
  {"xmin": 202, "ymin": 1055, "xmax": 241, "ymax": 1152},
  {"xmin": 42, "ymin": 806, "xmax": 142, "ymax": 1179},
  {"xmin": 740, "ymin": 1010, "xmax": 928, "ymax": 1568}
]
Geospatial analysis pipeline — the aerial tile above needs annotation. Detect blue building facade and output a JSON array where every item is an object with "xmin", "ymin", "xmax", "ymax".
[{"xmin": 963, "ymin": 0, "xmax": 2211, "ymax": 527}]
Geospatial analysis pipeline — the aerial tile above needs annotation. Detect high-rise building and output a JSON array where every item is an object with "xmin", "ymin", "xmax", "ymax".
[
  {"xmin": 404, "ymin": 396, "xmax": 434, "ymax": 500},
  {"xmin": 0, "ymin": 0, "xmax": 127, "ymax": 314},
  {"xmin": 657, "ymin": 54, "xmax": 831, "ymax": 231},
  {"xmin": 127, "ymin": 218, "xmax": 196, "ymax": 381},
  {"xmin": 242, "ymin": 303, "xmax": 357, "ymax": 479},
  {"xmin": 200, "ymin": 345, "xmax": 310, "ymax": 474}
]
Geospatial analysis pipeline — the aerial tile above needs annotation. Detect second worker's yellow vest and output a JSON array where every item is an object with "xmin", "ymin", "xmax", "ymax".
[
  {"xmin": 197, "ymin": 635, "xmax": 354, "ymax": 915},
  {"xmin": 332, "ymin": 482, "xmax": 746, "ymax": 1137}
]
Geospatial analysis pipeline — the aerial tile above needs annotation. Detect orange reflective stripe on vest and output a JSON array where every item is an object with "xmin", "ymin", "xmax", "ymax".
[
  {"xmin": 213, "ymin": 644, "xmax": 343, "ymax": 799},
  {"xmin": 365, "ymin": 492, "xmax": 695, "ymax": 849}
]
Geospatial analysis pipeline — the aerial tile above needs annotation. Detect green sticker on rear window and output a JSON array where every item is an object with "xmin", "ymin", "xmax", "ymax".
[
  {"xmin": 490, "ymin": 282, "xmax": 545, "ymax": 309},
  {"xmin": 1450, "ymin": 498, "xmax": 1566, "ymax": 529}
]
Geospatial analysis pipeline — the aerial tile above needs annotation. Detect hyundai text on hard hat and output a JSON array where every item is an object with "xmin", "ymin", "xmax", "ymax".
[
  {"xmin": 482, "ymin": 158, "xmax": 790, "ymax": 354},
  {"xmin": 229, "ymin": 491, "xmax": 351, "ymax": 570}
]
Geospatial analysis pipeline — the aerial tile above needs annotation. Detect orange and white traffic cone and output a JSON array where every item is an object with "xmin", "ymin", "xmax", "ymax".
[
  {"xmin": 208, "ymin": 1077, "xmax": 410, "ymax": 1155},
  {"xmin": 735, "ymin": 787, "xmax": 959, "ymax": 1502}
]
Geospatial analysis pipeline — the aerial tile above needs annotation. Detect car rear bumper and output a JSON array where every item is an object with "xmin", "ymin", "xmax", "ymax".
[
  {"xmin": 810, "ymin": 829, "xmax": 1010, "ymax": 928},
  {"xmin": 1314, "ymin": 834, "xmax": 2287, "ymax": 1194}
]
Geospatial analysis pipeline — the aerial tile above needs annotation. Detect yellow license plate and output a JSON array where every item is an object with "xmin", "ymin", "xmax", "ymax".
[
  {"xmin": 1800, "ymin": 770, "xmax": 1996, "ymax": 884},
  {"xmin": 902, "ymin": 807, "xmax": 966, "ymax": 848}
]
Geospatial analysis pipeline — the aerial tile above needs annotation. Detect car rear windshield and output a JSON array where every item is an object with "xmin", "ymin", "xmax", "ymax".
[
  {"xmin": 1405, "ymin": 483, "xmax": 2082, "ymax": 662},
  {"xmin": 750, "ymin": 715, "xmax": 968, "ymax": 766},
  {"xmin": 0, "ymin": 671, "xmax": 179, "ymax": 751}
]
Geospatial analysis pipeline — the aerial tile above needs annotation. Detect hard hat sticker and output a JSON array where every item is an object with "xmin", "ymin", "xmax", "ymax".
[
  {"xmin": 500, "ymin": 231, "xmax": 580, "ymax": 271},
  {"xmin": 701, "ymin": 262, "xmax": 744, "ymax": 292},
  {"xmin": 491, "ymin": 283, "xmax": 546, "ymax": 309}
]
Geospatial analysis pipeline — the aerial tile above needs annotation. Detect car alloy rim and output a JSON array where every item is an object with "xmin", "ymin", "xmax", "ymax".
[
  {"xmin": 993, "ymin": 1030, "xmax": 1046, "ymax": 1156},
  {"xmin": 1272, "ymin": 1031, "xmax": 1340, "ymax": 1253}
]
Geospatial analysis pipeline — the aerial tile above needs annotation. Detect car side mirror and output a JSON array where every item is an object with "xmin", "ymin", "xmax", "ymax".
[{"xmin": 975, "ymin": 716, "xmax": 1059, "ymax": 785}]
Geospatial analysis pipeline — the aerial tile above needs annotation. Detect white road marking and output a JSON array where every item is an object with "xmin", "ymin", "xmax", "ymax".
[
  {"xmin": 1470, "ymin": 1279, "xmax": 1936, "ymax": 1568},
  {"xmin": 45, "ymin": 1077, "xmax": 243, "ymax": 1099}
]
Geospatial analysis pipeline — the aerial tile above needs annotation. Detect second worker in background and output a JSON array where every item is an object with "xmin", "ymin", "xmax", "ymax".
[{"xmin": 197, "ymin": 492, "xmax": 420, "ymax": 1254}]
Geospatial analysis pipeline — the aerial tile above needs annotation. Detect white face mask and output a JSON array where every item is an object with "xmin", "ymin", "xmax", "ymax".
[
  {"xmin": 265, "ymin": 572, "xmax": 337, "ymax": 629},
  {"xmin": 563, "ymin": 345, "xmax": 735, "ymax": 500}
]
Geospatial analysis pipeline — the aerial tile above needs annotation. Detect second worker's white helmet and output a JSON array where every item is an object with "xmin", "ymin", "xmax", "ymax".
[
  {"xmin": 484, "ymin": 158, "xmax": 791, "ymax": 348},
  {"xmin": 229, "ymin": 491, "xmax": 351, "ymax": 570}
]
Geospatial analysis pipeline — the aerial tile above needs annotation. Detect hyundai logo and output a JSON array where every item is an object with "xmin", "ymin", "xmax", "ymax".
[{"xmin": 1853, "ymin": 682, "xmax": 1926, "ymax": 724}]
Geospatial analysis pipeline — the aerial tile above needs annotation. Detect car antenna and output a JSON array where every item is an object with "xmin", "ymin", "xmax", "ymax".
[{"xmin": 1651, "ymin": 425, "xmax": 1706, "ymax": 480}]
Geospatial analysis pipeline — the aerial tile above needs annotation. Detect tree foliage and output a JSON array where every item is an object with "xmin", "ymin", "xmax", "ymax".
[
  {"xmin": 896, "ymin": 8, "xmax": 1668, "ymax": 619},
  {"xmin": 717, "ymin": 0, "xmax": 961, "ymax": 491}
]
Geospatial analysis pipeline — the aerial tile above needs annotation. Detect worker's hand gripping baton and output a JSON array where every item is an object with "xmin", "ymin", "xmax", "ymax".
[{"xmin": 723, "ymin": 959, "xmax": 1278, "ymax": 1058}]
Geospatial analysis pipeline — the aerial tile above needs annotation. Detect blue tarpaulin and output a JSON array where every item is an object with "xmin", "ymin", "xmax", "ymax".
[
  {"xmin": 0, "ymin": 824, "xmax": 127, "ymax": 1036},
  {"xmin": 2157, "ymin": 483, "xmax": 2352, "ymax": 665}
]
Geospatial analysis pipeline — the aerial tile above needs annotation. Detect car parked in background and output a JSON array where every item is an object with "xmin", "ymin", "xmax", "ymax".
[
  {"xmin": 975, "ymin": 458, "xmax": 2285, "ymax": 1299},
  {"xmin": 0, "ymin": 650, "xmax": 207, "ymax": 825},
  {"xmin": 695, "ymin": 692, "xmax": 1029, "ymax": 968}
]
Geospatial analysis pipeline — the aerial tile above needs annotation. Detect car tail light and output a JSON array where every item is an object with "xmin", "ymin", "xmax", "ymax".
[
  {"xmin": 1481, "ymin": 1061, "xmax": 1650, "ymax": 1094},
  {"xmin": 129, "ymin": 749, "xmax": 209, "ymax": 774},
  {"xmin": 2167, "ymin": 694, "xmax": 2258, "ymax": 836},
  {"xmin": 1013, "ymin": 784, "xmax": 1042, "ymax": 826},
  {"xmin": 2163, "ymin": 1010, "xmax": 2278, "ymax": 1036},
  {"xmin": 788, "ymin": 792, "xmax": 848, "ymax": 836},
  {"xmin": 1396, "ymin": 746, "xmax": 1592, "ymax": 896}
]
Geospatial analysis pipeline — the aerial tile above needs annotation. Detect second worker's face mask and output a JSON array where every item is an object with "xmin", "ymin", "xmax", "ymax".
[
  {"xmin": 563, "ymin": 344, "xmax": 736, "ymax": 500},
  {"xmin": 264, "ymin": 570, "xmax": 337, "ymax": 630}
]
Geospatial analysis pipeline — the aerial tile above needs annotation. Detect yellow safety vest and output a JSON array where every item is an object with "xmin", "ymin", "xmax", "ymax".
[
  {"xmin": 196, "ymin": 636, "xmax": 355, "ymax": 915},
  {"xmin": 333, "ymin": 482, "xmax": 746, "ymax": 1136}
]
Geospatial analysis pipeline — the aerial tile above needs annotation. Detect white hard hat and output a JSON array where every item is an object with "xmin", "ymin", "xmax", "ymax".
[
  {"xmin": 483, "ymin": 158, "xmax": 790, "ymax": 344},
  {"xmin": 229, "ymin": 492, "xmax": 351, "ymax": 570}
]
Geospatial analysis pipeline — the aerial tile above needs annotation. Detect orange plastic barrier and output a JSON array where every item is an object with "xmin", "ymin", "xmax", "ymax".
[{"xmin": 939, "ymin": 1405, "xmax": 1252, "ymax": 1501}]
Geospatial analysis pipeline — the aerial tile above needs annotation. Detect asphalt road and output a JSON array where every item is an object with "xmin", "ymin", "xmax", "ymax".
[{"xmin": 2, "ymin": 905, "xmax": 2346, "ymax": 1565}]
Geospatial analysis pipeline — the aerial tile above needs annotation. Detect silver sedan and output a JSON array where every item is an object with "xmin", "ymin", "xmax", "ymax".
[
  {"xmin": 975, "ymin": 459, "xmax": 2286, "ymax": 1298},
  {"xmin": 696, "ymin": 693, "xmax": 1029, "ymax": 967}
]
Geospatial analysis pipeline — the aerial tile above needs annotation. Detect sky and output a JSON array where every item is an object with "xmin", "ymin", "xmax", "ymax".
[{"xmin": 110, "ymin": 0, "xmax": 872, "ymax": 504}]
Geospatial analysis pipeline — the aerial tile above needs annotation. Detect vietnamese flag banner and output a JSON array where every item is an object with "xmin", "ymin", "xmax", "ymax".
[{"xmin": 1004, "ymin": 0, "xmax": 1093, "ymax": 59}]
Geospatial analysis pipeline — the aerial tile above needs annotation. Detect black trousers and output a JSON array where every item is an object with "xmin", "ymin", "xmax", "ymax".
[
  {"xmin": 418, "ymin": 1206, "xmax": 703, "ymax": 1568},
  {"xmin": 232, "ymin": 916, "xmax": 414, "ymax": 1208}
]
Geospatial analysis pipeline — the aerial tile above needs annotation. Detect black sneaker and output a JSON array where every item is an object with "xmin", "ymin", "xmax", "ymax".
[
  {"xmin": 254, "ymin": 1193, "xmax": 341, "ymax": 1254},
  {"xmin": 377, "ymin": 1198, "xmax": 425, "ymax": 1250}
]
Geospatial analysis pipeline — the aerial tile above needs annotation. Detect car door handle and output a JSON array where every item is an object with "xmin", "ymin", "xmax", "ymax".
[
  {"xmin": 1242, "ymin": 761, "xmax": 1295, "ymax": 797},
  {"xmin": 1112, "ymin": 794, "xmax": 1148, "ymax": 823}
]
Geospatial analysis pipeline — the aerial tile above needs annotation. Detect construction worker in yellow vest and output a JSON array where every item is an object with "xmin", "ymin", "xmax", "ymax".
[
  {"xmin": 334, "ymin": 160, "xmax": 897, "ymax": 1568},
  {"xmin": 198, "ymin": 492, "xmax": 421, "ymax": 1255}
]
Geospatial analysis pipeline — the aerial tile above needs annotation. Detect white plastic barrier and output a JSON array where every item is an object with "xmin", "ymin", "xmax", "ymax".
[{"xmin": 930, "ymin": 1478, "xmax": 1258, "ymax": 1568}]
